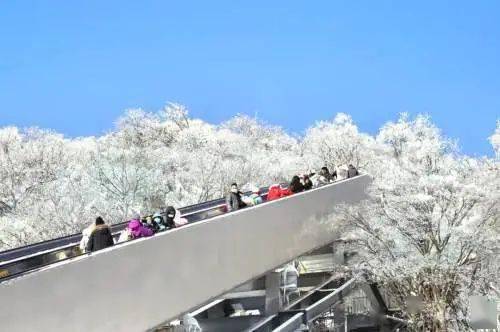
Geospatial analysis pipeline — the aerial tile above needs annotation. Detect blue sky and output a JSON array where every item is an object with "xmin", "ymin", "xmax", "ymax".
[{"xmin": 1, "ymin": 1, "xmax": 499, "ymax": 156}]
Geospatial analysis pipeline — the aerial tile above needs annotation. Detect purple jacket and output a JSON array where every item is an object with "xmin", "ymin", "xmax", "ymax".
[{"xmin": 128, "ymin": 219, "xmax": 153, "ymax": 238}]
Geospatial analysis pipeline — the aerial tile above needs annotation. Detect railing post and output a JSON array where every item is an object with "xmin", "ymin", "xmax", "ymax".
[{"xmin": 264, "ymin": 271, "xmax": 281, "ymax": 315}]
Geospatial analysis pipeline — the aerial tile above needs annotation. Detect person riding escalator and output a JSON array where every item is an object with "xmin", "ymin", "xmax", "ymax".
[
  {"xmin": 163, "ymin": 206, "xmax": 188, "ymax": 229},
  {"xmin": 302, "ymin": 173, "xmax": 314, "ymax": 190},
  {"xmin": 226, "ymin": 183, "xmax": 247, "ymax": 212},
  {"xmin": 347, "ymin": 164, "xmax": 359, "ymax": 178},
  {"xmin": 86, "ymin": 217, "xmax": 114, "ymax": 252},
  {"xmin": 289, "ymin": 175, "xmax": 304, "ymax": 193}
]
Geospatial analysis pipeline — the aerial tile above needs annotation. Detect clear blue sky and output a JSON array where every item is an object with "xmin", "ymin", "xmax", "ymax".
[{"xmin": 1, "ymin": 1, "xmax": 499, "ymax": 156}]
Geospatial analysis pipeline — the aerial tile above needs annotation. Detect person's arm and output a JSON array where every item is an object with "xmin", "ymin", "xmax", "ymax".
[
  {"xmin": 86, "ymin": 232, "xmax": 94, "ymax": 252},
  {"xmin": 107, "ymin": 229, "xmax": 114, "ymax": 246},
  {"xmin": 142, "ymin": 226, "xmax": 154, "ymax": 237},
  {"xmin": 226, "ymin": 194, "xmax": 233, "ymax": 212},
  {"xmin": 79, "ymin": 237, "xmax": 86, "ymax": 251},
  {"xmin": 238, "ymin": 192, "xmax": 247, "ymax": 208}
]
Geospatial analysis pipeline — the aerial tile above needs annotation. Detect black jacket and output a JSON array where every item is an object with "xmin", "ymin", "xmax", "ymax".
[
  {"xmin": 347, "ymin": 166, "xmax": 359, "ymax": 178},
  {"xmin": 164, "ymin": 206, "xmax": 177, "ymax": 229},
  {"xmin": 289, "ymin": 181, "xmax": 304, "ymax": 193},
  {"xmin": 303, "ymin": 179, "xmax": 313, "ymax": 190},
  {"xmin": 86, "ymin": 224, "xmax": 114, "ymax": 252}
]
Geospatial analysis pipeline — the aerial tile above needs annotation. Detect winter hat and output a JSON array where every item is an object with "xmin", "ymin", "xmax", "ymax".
[{"xmin": 95, "ymin": 216, "xmax": 105, "ymax": 225}]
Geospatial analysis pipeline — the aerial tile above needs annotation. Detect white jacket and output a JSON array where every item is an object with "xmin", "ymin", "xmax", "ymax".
[{"xmin": 79, "ymin": 224, "xmax": 95, "ymax": 252}]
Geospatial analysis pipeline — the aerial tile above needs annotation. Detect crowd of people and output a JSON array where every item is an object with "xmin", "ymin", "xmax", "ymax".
[
  {"xmin": 80, "ymin": 164, "xmax": 359, "ymax": 253},
  {"xmin": 79, "ymin": 206, "xmax": 188, "ymax": 253}
]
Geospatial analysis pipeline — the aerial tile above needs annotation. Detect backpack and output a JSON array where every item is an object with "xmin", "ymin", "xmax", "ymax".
[{"xmin": 267, "ymin": 185, "xmax": 282, "ymax": 201}]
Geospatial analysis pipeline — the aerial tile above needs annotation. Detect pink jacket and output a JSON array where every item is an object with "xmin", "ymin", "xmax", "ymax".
[{"xmin": 127, "ymin": 219, "xmax": 153, "ymax": 239}]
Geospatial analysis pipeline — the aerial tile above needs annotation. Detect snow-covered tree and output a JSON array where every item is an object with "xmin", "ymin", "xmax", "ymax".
[
  {"xmin": 342, "ymin": 114, "xmax": 499, "ymax": 330},
  {"xmin": 0, "ymin": 127, "xmax": 67, "ymax": 214},
  {"xmin": 303, "ymin": 113, "xmax": 377, "ymax": 175},
  {"xmin": 0, "ymin": 106, "xmax": 498, "ymax": 331}
]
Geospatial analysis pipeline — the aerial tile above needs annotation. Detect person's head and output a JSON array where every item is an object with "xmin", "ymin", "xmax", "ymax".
[
  {"xmin": 348, "ymin": 164, "xmax": 354, "ymax": 168},
  {"xmin": 165, "ymin": 206, "xmax": 176, "ymax": 219},
  {"xmin": 321, "ymin": 166, "xmax": 329, "ymax": 175},
  {"xmin": 128, "ymin": 219, "xmax": 141, "ymax": 231},
  {"xmin": 291, "ymin": 175, "xmax": 300, "ymax": 184},
  {"xmin": 95, "ymin": 216, "xmax": 104, "ymax": 225},
  {"xmin": 153, "ymin": 213, "xmax": 163, "ymax": 225},
  {"xmin": 230, "ymin": 183, "xmax": 238, "ymax": 193}
]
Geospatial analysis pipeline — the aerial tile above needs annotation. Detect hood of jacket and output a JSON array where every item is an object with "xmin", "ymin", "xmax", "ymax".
[
  {"xmin": 93, "ymin": 224, "xmax": 109, "ymax": 231},
  {"xmin": 128, "ymin": 219, "xmax": 141, "ymax": 228},
  {"xmin": 127, "ymin": 219, "xmax": 142, "ymax": 236},
  {"xmin": 128, "ymin": 219, "xmax": 154, "ymax": 238}
]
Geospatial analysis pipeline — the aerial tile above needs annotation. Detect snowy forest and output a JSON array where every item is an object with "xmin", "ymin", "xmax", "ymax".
[{"xmin": 0, "ymin": 104, "xmax": 498, "ymax": 330}]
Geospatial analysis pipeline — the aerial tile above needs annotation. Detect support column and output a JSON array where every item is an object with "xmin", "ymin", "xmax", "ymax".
[{"xmin": 264, "ymin": 271, "xmax": 281, "ymax": 315}]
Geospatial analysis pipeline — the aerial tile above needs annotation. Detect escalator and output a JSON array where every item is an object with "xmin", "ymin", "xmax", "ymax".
[{"xmin": 0, "ymin": 175, "xmax": 371, "ymax": 332}]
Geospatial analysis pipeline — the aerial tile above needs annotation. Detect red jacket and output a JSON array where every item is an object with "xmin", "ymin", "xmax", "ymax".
[{"xmin": 267, "ymin": 184, "xmax": 292, "ymax": 201}]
